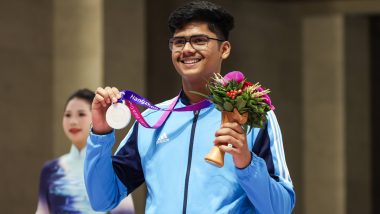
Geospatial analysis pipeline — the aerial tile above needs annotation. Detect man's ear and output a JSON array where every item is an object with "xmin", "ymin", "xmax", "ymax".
[{"xmin": 221, "ymin": 41, "xmax": 231, "ymax": 59}]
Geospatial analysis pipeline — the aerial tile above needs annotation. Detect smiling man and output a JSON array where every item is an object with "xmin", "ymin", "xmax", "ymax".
[
  {"xmin": 169, "ymin": 21, "xmax": 231, "ymax": 103},
  {"xmin": 84, "ymin": 1, "xmax": 296, "ymax": 213}
]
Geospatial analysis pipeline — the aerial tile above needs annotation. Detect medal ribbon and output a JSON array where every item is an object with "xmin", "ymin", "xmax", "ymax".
[{"xmin": 119, "ymin": 90, "xmax": 212, "ymax": 128}]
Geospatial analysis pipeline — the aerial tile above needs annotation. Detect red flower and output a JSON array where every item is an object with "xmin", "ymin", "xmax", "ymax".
[{"xmin": 242, "ymin": 81, "xmax": 254, "ymax": 91}]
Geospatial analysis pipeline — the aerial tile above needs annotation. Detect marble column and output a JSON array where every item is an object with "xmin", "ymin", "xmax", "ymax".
[
  {"xmin": 303, "ymin": 15, "xmax": 346, "ymax": 214},
  {"xmin": 0, "ymin": 0, "xmax": 54, "ymax": 212},
  {"xmin": 345, "ymin": 16, "xmax": 371, "ymax": 214},
  {"xmin": 53, "ymin": 0, "xmax": 103, "ymax": 156}
]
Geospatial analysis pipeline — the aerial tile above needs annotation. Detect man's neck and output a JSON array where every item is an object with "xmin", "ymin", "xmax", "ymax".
[{"xmin": 182, "ymin": 79, "xmax": 209, "ymax": 104}]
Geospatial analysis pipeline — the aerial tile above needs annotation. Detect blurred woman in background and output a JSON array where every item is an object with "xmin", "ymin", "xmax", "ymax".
[{"xmin": 36, "ymin": 88, "xmax": 134, "ymax": 214}]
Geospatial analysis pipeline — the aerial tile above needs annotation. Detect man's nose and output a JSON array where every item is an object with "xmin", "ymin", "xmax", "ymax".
[{"xmin": 182, "ymin": 41, "xmax": 196, "ymax": 52}]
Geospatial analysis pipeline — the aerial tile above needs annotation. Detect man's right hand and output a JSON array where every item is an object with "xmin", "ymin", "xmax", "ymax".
[{"xmin": 92, "ymin": 86, "xmax": 122, "ymax": 134}]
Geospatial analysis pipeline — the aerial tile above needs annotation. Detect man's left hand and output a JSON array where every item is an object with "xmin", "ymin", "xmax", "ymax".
[{"xmin": 214, "ymin": 122, "xmax": 251, "ymax": 168}]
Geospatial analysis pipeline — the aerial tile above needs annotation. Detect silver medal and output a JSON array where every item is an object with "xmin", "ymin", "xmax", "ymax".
[{"xmin": 106, "ymin": 102, "xmax": 131, "ymax": 129}]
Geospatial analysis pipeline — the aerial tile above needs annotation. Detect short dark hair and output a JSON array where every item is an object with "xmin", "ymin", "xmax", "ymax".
[
  {"xmin": 168, "ymin": 1, "xmax": 234, "ymax": 40},
  {"xmin": 65, "ymin": 88, "xmax": 95, "ymax": 109}
]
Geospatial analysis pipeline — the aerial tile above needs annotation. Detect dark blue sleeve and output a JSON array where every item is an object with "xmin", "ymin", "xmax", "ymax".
[
  {"xmin": 252, "ymin": 123, "xmax": 279, "ymax": 181},
  {"xmin": 36, "ymin": 159, "xmax": 59, "ymax": 213},
  {"xmin": 112, "ymin": 123, "xmax": 145, "ymax": 193}
]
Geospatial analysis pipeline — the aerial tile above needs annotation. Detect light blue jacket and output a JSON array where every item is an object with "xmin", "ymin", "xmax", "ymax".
[{"xmin": 84, "ymin": 95, "xmax": 295, "ymax": 214}]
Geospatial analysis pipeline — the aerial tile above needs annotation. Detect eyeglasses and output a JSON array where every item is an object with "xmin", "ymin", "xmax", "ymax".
[{"xmin": 168, "ymin": 35, "xmax": 225, "ymax": 52}]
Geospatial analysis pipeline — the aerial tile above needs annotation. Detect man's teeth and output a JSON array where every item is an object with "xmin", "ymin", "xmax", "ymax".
[{"xmin": 182, "ymin": 59, "xmax": 200, "ymax": 64}]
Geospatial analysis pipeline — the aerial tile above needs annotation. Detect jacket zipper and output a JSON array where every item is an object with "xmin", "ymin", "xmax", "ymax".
[{"xmin": 182, "ymin": 110, "xmax": 200, "ymax": 214}]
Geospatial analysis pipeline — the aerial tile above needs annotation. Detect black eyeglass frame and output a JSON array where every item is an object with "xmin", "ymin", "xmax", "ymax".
[{"xmin": 168, "ymin": 34, "xmax": 225, "ymax": 51}]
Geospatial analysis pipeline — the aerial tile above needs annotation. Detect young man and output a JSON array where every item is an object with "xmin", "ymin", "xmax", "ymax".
[{"xmin": 84, "ymin": 1, "xmax": 295, "ymax": 213}]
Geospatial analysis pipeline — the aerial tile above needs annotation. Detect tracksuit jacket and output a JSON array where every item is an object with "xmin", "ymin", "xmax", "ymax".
[{"xmin": 84, "ymin": 93, "xmax": 296, "ymax": 214}]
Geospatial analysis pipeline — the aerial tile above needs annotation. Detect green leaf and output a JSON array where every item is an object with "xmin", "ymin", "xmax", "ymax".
[
  {"xmin": 214, "ymin": 91, "xmax": 227, "ymax": 97},
  {"xmin": 189, "ymin": 91, "xmax": 209, "ymax": 99},
  {"xmin": 238, "ymin": 81, "xmax": 244, "ymax": 89},
  {"xmin": 247, "ymin": 100, "xmax": 254, "ymax": 108},
  {"xmin": 223, "ymin": 102, "xmax": 233, "ymax": 111},
  {"xmin": 240, "ymin": 107, "xmax": 249, "ymax": 112},
  {"xmin": 236, "ymin": 98, "xmax": 247, "ymax": 111},
  {"xmin": 243, "ymin": 93, "xmax": 249, "ymax": 100},
  {"xmin": 212, "ymin": 94, "xmax": 224, "ymax": 103},
  {"xmin": 215, "ymin": 104, "xmax": 224, "ymax": 111},
  {"xmin": 223, "ymin": 97, "xmax": 232, "ymax": 102}
]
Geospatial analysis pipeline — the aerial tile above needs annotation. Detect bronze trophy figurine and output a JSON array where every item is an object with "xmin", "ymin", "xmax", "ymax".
[{"xmin": 204, "ymin": 109, "xmax": 248, "ymax": 167}]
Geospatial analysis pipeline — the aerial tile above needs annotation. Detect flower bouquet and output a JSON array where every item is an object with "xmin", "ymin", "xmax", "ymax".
[{"xmin": 195, "ymin": 71, "xmax": 274, "ymax": 167}]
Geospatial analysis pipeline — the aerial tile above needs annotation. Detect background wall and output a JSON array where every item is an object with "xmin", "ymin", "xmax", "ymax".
[
  {"xmin": 0, "ymin": 1, "xmax": 54, "ymax": 213},
  {"xmin": 0, "ymin": 0, "xmax": 379, "ymax": 213}
]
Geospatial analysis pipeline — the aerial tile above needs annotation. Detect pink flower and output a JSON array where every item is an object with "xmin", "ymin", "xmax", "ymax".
[
  {"xmin": 263, "ymin": 96, "xmax": 275, "ymax": 110},
  {"xmin": 257, "ymin": 87, "xmax": 275, "ymax": 110},
  {"xmin": 262, "ymin": 94, "xmax": 275, "ymax": 110},
  {"xmin": 223, "ymin": 71, "xmax": 245, "ymax": 84}
]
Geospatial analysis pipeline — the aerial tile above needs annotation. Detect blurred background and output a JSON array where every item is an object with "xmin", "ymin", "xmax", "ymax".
[{"xmin": 0, "ymin": 0, "xmax": 379, "ymax": 213}]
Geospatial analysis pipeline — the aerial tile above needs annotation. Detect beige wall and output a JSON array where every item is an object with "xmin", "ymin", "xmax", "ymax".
[
  {"xmin": 53, "ymin": 0, "xmax": 104, "ymax": 157},
  {"xmin": 0, "ymin": 1, "xmax": 54, "ymax": 213}
]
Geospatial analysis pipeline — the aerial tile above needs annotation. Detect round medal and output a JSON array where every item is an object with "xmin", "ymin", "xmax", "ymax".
[{"xmin": 106, "ymin": 102, "xmax": 131, "ymax": 129}]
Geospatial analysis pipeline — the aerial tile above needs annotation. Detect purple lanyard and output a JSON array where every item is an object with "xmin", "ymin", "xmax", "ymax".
[{"xmin": 119, "ymin": 90, "xmax": 212, "ymax": 128}]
